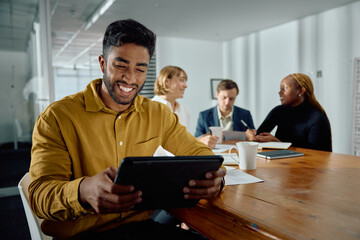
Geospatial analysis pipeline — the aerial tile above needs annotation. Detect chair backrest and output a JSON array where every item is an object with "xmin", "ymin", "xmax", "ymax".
[{"xmin": 18, "ymin": 173, "xmax": 51, "ymax": 240}]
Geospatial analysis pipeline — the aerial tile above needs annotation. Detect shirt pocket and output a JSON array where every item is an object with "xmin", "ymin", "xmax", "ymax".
[{"xmin": 130, "ymin": 136, "xmax": 161, "ymax": 156}]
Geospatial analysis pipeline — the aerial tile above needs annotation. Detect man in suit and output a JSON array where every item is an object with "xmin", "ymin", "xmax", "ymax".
[{"xmin": 194, "ymin": 79, "xmax": 255, "ymax": 138}]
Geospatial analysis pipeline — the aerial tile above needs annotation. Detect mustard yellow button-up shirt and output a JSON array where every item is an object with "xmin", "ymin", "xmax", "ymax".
[{"xmin": 29, "ymin": 79, "xmax": 214, "ymax": 239}]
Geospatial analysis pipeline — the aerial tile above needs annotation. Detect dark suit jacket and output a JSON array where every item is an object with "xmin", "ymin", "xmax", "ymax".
[{"xmin": 194, "ymin": 106, "xmax": 255, "ymax": 137}]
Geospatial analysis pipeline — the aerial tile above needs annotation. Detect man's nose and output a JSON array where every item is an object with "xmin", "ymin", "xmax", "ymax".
[{"xmin": 123, "ymin": 69, "xmax": 136, "ymax": 82}]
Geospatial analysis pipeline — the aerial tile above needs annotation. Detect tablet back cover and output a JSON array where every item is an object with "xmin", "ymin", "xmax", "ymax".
[{"xmin": 114, "ymin": 155, "xmax": 223, "ymax": 210}]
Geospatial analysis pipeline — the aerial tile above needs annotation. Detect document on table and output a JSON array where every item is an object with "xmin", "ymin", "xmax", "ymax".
[
  {"xmin": 223, "ymin": 130, "xmax": 246, "ymax": 140},
  {"xmin": 224, "ymin": 166, "xmax": 264, "ymax": 185},
  {"xmin": 257, "ymin": 142, "xmax": 291, "ymax": 149},
  {"xmin": 212, "ymin": 144, "xmax": 234, "ymax": 153},
  {"xmin": 218, "ymin": 153, "xmax": 238, "ymax": 165},
  {"xmin": 213, "ymin": 142, "xmax": 292, "ymax": 153}
]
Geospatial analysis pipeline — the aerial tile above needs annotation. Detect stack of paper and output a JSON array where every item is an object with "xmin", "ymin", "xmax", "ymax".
[{"xmin": 224, "ymin": 166, "xmax": 264, "ymax": 185}]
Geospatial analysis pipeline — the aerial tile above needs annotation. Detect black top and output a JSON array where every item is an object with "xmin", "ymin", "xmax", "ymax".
[{"xmin": 257, "ymin": 101, "xmax": 332, "ymax": 151}]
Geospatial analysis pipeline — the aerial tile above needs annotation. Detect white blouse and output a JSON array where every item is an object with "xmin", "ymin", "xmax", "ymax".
[{"xmin": 151, "ymin": 95, "xmax": 191, "ymax": 130}]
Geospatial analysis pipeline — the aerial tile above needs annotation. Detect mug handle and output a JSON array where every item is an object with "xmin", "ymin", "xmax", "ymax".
[{"xmin": 228, "ymin": 147, "xmax": 239, "ymax": 164}]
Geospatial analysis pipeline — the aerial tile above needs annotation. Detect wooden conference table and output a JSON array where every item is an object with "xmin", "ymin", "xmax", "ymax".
[{"xmin": 169, "ymin": 143, "xmax": 360, "ymax": 240}]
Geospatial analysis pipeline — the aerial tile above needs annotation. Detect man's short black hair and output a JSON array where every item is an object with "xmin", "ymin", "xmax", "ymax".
[{"xmin": 102, "ymin": 19, "xmax": 156, "ymax": 60}]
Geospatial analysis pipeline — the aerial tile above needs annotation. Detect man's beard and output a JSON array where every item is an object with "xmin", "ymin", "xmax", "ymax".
[{"xmin": 103, "ymin": 70, "xmax": 144, "ymax": 105}]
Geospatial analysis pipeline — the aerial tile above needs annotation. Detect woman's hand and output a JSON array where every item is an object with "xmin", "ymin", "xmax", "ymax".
[{"xmin": 255, "ymin": 132, "xmax": 280, "ymax": 142}]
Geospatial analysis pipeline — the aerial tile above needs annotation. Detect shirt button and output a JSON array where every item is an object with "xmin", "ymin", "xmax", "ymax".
[
  {"xmin": 119, "ymin": 141, "xmax": 123, "ymax": 146},
  {"xmin": 118, "ymin": 116, "xmax": 121, "ymax": 119}
]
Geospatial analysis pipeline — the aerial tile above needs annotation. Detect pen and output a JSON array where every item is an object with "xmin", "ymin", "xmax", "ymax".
[
  {"xmin": 209, "ymin": 129, "xmax": 212, "ymax": 135},
  {"xmin": 240, "ymin": 120, "xmax": 250, "ymax": 129}
]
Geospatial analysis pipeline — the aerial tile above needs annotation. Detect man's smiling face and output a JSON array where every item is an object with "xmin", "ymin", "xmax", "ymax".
[{"xmin": 99, "ymin": 43, "xmax": 150, "ymax": 111}]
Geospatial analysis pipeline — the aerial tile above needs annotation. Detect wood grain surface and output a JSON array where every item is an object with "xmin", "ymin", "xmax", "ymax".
[{"xmin": 169, "ymin": 145, "xmax": 360, "ymax": 240}]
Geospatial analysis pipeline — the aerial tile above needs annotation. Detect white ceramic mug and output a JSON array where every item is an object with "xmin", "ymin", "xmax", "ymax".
[
  {"xmin": 229, "ymin": 142, "xmax": 259, "ymax": 170},
  {"xmin": 209, "ymin": 126, "xmax": 223, "ymax": 144}
]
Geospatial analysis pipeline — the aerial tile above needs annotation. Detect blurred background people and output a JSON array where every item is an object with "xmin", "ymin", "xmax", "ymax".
[
  {"xmin": 194, "ymin": 79, "xmax": 255, "ymax": 138},
  {"xmin": 246, "ymin": 73, "xmax": 332, "ymax": 151},
  {"xmin": 152, "ymin": 66, "xmax": 218, "ymax": 148}
]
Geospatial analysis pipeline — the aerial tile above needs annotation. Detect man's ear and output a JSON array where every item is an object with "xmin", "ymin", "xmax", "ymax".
[{"xmin": 99, "ymin": 54, "xmax": 105, "ymax": 73}]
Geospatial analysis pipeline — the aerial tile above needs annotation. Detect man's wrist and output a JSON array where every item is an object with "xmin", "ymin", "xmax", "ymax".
[{"xmin": 78, "ymin": 177, "xmax": 92, "ymax": 210}]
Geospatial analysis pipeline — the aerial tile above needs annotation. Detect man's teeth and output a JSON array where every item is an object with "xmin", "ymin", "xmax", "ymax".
[{"xmin": 120, "ymin": 86, "xmax": 132, "ymax": 92}]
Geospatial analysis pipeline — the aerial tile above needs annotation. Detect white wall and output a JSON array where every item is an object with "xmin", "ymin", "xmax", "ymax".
[
  {"xmin": 156, "ymin": 1, "xmax": 360, "ymax": 154},
  {"xmin": 157, "ymin": 37, "xmax": 223, "ymax": 134},
  {"xmin": 0, "ymin": 50, "xmax": 31, "ymax": 144},
  {"xmin": 222, "ymin": 1, "xmax": 360, "ymax": 154}
]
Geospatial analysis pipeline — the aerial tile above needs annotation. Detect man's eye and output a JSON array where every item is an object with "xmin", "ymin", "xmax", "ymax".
[
  {"xmin": 137, "ymin": 69, "xmax": 145, "ymax": 73},
  {"xmin": 115, "ymin": 65, "xmax": 126, "ymax": 68}
]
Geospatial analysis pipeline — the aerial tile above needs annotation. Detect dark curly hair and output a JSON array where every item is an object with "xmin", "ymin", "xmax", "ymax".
[{"xmin": 102, "ymin": 19, "xmax": 156, "ymax": 60}]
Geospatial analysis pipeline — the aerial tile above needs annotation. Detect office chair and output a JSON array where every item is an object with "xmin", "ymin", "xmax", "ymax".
[{"xmin": 18, "ymin": 172, "xmax": 52, "ymax": 240}]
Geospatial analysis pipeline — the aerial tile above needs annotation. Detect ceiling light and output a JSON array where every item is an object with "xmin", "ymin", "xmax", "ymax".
[{"xmin": 85, "ymin": 0, "xmax": 116, "ymax": 30}]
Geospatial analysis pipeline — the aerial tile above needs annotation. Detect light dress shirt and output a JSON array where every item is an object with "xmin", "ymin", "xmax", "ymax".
[
  {"xmin": 151, "ymin": 95, "xmax": 190, "ymax": 130},
  {"xmin": 29, "ymin": 79, "xmax": 213, "ymax": 239},
  {"xmin": 217, "ymin": 106, "xmax": 233, "ymax": 131}
]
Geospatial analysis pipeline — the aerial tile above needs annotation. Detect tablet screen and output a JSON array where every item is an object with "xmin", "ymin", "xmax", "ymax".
[{"xmin": 114, "ymin": 155, "xmax": 223, "ymax": 210}]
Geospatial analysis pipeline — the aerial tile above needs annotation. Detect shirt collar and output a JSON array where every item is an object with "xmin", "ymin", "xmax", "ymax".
[
  {"xmin": 217, "ymin": 105, "xmax": 233, "ymax": 120},
  {"xmin": 84, "ymin": 78, "xmax": 144, "ymax": 114}
]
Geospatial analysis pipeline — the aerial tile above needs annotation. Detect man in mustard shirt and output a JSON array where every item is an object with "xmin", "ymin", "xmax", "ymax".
[{"xmin": 29, "ymin": 19, "xmax": 225, "ymax": 239}]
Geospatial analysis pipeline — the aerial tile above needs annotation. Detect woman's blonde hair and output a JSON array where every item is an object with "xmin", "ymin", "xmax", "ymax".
[{"xmin": 154, "ymin": 66, "xmax": 187, "ymax": 95}]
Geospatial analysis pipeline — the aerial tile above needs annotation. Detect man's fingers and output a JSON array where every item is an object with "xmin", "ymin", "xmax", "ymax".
[
  {"xmin": 105, "ymin": 190, "xmax": 142, "ymax": 204},
  {"xmin": 79, "ymin": 167, "xmax": 143, "ymax": 214},
  {"xmin": 183, "ymin": 168, "xmax": 226, "ymax": 200},
  {"xmin": 106, "ymin": 166, "xmax": 118, "ymax": 181},
  {"xmin": 89, "ymin": 190, "xmax": 142, "ymax": 213},
  {"xmin": 205, "ymin": 168, "xmax": 226, "ymax": 179},
  {"xmin": 183, "ymin": 186, "xmax": 220, "ymax": 199},
  {"xmin": 187, "ymin": 178, "xmax": 221, "ymax": 188}
]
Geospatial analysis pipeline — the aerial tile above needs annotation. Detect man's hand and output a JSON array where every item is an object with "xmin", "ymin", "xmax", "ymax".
[
  {"xmin": 197, "ymin": 134, "xmax": 219, "ymax": 149},
  {"xmin": 245, "ymin": 129, "xmax": 257, "ymax": 141},
  {"xmin": 255, "ymin": 132, "xmax": 280, "ymax": 142},
  {"xmin": 183, "ymin": 168, "xmax": 226, "ymax": 199},
  {"xmin": 79, "ymin": 167, "xmax": 142, "ymax": 213}
]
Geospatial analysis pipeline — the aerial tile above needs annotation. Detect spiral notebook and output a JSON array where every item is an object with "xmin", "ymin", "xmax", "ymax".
[{"xmin": 257, "ymin": 150, "xmax": 304, "ymax": 159}]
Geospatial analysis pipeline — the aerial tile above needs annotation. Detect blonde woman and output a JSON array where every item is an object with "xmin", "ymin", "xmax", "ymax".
[
  {"xmin": 152, "ymin": 66, "xmax": 218, "ymax": 148},
  {"xmin": 247, "ymin": 73, "xmax": 332, "ymax": 151}
]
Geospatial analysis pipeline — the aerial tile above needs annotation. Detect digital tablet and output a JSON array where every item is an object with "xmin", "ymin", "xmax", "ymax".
[{"xmin": 114, "ymin": 155, "xmax": 224, "ymax": 210}]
